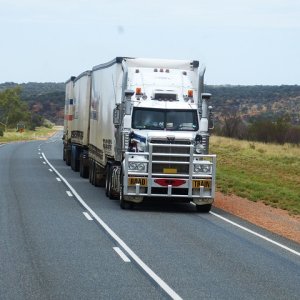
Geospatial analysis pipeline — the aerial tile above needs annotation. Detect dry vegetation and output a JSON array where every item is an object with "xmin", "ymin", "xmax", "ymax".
[{"xmin": 210, "ymin": 136, "xmax": 300, "ymax": 214}]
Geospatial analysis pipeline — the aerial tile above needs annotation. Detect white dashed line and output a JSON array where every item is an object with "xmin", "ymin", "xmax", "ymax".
[
  {"xmin": 66, "ymin": 191, "xmax": 73, "ymax": 197},
  {"xmin": 56, "ymin": 177, "xmax": 61, "ymax": 182},
  {"xmin": 113, "ymin": 247, "xmax": 131, "ymax": 262},
  {"xmin": 42, "ymin": 152, "xmax": 183, "ymax": 300},
  {"xmin": 83, "ymin": 212, "xmax": 93, "ymax": 221}
]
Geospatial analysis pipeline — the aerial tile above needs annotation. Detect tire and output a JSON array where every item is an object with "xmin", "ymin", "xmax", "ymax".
[
  {"xmin": 119, "ymin": 170, "xmax": 132, "ymax": 209},
  {"xmin": 71, "ymin": 145, "xmax": 80, "ymax": 172},
  {"xmin": 196, "ymin": 204, "xmax": 212, "ymax": 213},
  {"xmin": 120, "ymin": 198, "xmax": 133, "ymax": 209},
  {"xmin": 80, "ymin": 153, "xmax": 89, "ymax": 178},
  {"xmin": 105, "ymin": 165, "xmax": 111, "ymax": 197},
  {"xmin": 63, "ymin": 147, "xmax": 66, "ymax": 161},
  {"xmin": 94, "ymin": 163, "xmax": 105, "ymax": 187},
  {"xmin": 109, "ymin": 166, "xmax": 120, "ymax": 200},
  {"xmin": 89, "ymin": 159, "xmax": 95, "ymax": 184},
  {"xmin": 66, "ymin": 148, "xmax": 71, "ymax": 166}
]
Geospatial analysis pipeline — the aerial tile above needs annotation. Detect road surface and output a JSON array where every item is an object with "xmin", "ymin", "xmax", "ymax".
[{"xmin": 0, "ymin": 132, "xmax": 299, "ymax": 299}]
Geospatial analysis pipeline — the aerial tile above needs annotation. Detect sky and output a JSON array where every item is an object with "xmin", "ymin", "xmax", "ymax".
[{"xmin": 0, "ymin": 0, "xmax": 299, "ymax": 85}]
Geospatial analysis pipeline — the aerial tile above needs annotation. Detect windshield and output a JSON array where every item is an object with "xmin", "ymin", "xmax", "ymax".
[{"xmin": 132, "ymin": 108, "xmax": 199, "ymax": 131}]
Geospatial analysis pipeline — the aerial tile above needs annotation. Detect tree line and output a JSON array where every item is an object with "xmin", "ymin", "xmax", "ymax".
[
  {"xmin": 215, "ymin": 112, "xmax": 300, "ymax": 145},
  {"xmin": 1, "ymin": 82, "xmax": 300, "ymax": 145}
]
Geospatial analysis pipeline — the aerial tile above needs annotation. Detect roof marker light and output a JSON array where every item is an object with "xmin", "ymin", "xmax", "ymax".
[
  {"xmin": 188, "ymin": 90, "xmax": 193, "ymax": 97},
  {"xmin": 136, "ymin": 87, "xmax": 142, "ymax": 95}
]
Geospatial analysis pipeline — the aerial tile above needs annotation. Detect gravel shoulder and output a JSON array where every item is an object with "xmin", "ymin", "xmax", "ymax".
[{"xmin": 214, "ymin": 192, "xmax": 300, "ymax": 244}]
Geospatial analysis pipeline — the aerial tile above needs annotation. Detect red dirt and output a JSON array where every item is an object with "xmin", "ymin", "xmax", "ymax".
[{"xmin": 214, "ymin": 192, "xmax": 300, "ymax": 244}]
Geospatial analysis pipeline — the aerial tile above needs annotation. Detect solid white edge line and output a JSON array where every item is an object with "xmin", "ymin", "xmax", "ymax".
[
  {"xmin": 83, "ymin": 212, "xmax": 93, "ymax": 221},
  {"xmin": 66, "ymin": 191, "xmax": 73, "ymax": 197},
  {"xmin": 42, "ymin": 152, "xmax": 182, "ymax": 300},
  {"xmin": 113, "ymin": 247, "xmax": 131, "ymax": 262},
  {"xmin": 209, "ymin": 211, "xmax": 300, "ymax": 257}
]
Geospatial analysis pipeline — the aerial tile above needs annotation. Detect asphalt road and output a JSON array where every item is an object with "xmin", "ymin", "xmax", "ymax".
[{"xmin": 0, "ymin": 132, "xmax": 300, "ymax": 300}]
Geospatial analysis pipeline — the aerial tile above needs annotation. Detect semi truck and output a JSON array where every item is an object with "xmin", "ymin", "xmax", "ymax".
[{"xmin": 63, "ymin": 57, "xmax": 216, "ymax": 211}]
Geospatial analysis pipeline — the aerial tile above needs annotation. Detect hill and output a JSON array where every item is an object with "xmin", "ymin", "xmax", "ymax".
[
  {"xmin": 207, "ymin": 85, "xmax": 300, "ymax": 125},
  {"xmin": 1, "ymin": 82, "xmax": 300, "ymax": 125}
]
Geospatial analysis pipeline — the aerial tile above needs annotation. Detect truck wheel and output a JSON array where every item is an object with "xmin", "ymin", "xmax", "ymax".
[
  {"xmin": 80, "ymin": 153, "xmax": 89, "ymax": 178},
  {"xmin": 119, "ymin": 172, "xmax": 132, "ymax": 209},
  {"xmin": 109, "ymin": 166, "xmax": 120, "ymax": 200},
  {"xmin": 66, "ymin": 148, "xmax": 71, "ymax": 166},
  {"xmin": 71, "ymin": 145, "xmax": 80, "ymax": 172},
  {"xmin": 79, "ymin": 155, "xmax": 84, "ymax": 177},
  {"xmin": 63, "ymin": 147, "xmax": 66, "ymax": 161},
  {"xmin": 89, "ymin": 160, "xmax": 95, "ymax": 184},
  {"xmin": 94, "ymin": 163, "xmax": 105, "ymax": 187},
  {"xmin": 196, "ymin": 204, "xmax": 212, "ymax": 213},
  {"xmin": 105, "ymin": 165, "xmax": 111, "ymax": 197},
  {"xmin": 120, "ymin": 198, "xmax": 133, "ymax": 209}
]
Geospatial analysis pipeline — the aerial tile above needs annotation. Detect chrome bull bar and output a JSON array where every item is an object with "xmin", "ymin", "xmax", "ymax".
[{"xmin": 123, "ymin": 143, "xmax": 216, "ymax": 199}]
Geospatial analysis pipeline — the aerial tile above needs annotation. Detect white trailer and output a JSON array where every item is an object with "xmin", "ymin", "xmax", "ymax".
[
  {"xmin": 63, "ymin": 76, "xmax": 75, "ymax": 165},
  {"xmin": 64, "ymin": 57, "xmax": 216, "ymax": 212},
  {"xmin": 63, "ymin": 71, "xmax": 91, "ymax": 176}
]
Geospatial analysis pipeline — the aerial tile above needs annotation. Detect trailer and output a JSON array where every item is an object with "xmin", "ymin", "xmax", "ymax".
[{"xmin": 63, "ymin": 57, "xmax": 216, "ymax": 211}]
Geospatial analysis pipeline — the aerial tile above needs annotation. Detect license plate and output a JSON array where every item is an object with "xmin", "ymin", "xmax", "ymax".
[
  {"xmin": 163, "ymin": 168, "xmax": 177, "ymax": 174},
  {"xmin": 128, "ymin": 177, "xmax": 148, "ymax": 187},
  {"xmin": 192, "ymin": 180, "xmax": 211, "ymax": 188}
]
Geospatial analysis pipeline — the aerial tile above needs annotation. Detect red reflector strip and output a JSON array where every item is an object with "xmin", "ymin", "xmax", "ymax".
[
  {"xmin": 65, "ymin": 115, "xmax": 73, "ymax": 121},
  {"xmin": 154, "ymin": 179, "xmax": 186, "ymax": 187}
]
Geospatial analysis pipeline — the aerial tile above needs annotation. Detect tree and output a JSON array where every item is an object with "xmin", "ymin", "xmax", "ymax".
[
  {"xmin": 0, "ymin": 87, "xmax": 31, "ymax": 129},
  {"xmin": 220, "ymin": 110, "xmax": 247, "ymax": 139},
  {"xmin": 248, "ymin": 115, "xmax": 291, "ymax": 144}
]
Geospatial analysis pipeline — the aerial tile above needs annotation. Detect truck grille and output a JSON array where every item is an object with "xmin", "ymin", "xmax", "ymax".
[{"xmin": 150, "ymin": 140, "xmax": 192, "ymax": 174}]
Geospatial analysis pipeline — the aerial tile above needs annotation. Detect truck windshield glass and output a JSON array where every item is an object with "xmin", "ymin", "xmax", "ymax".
[{"xmin": 132, "ymin": 108, "xmax": 199, "ymax": 131}]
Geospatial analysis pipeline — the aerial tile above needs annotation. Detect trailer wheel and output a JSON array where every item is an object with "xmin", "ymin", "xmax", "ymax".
[
  {"xmin": 66, "ymin": 148, "xmax": 71, "ymax": 166},
  {"xmin": 63, "ymin": 147, "xmax": 66, "ymax": 161},
  {"xmin": 196, "ymin": 204, "xmax": 212, "ymax": 213},
  {"xmin": 80, "ymin": 153, "xmax": 89, "ymax": 178},
  {"xmin": 89, "ymin": 159, "xmax": 95, "ymax": 185},
  {"xmin": 71, "ymin": 145, "xmax": 80, "ymax": 172}
]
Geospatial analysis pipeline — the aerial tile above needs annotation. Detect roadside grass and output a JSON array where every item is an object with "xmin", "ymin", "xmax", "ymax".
[
  {"xmin": 0, "ymin": 126, "xmax": 60, "ymax": 143},
  {"xmin": 210, "ymin": 136, "xmax": 300, "ymax": 215}
]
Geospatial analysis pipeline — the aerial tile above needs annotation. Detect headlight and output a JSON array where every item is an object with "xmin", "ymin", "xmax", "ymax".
[
  {"xmin": 128, "ymin": 162, "xmax": 147, "ymax": 172},
  {"xmin": 194, "ymin": 163, "xmax": 212, "ymax": 174},
  {"xmin": 194, "ymin": 143, "xmax": 205, "ymax": 154}
]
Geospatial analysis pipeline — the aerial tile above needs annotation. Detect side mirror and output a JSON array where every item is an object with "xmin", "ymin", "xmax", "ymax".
[{"xmin": 124, "ymin": 89, "xmax": 135, "ymax": 98}]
